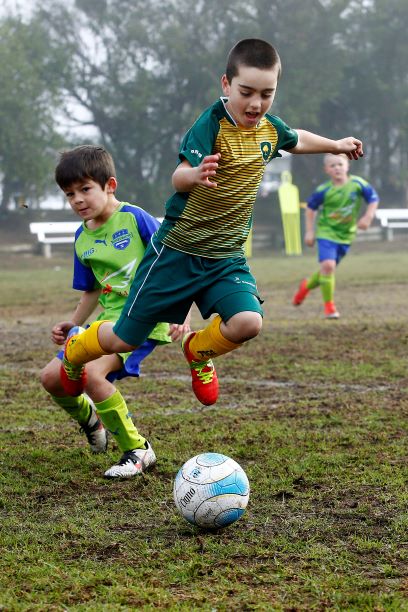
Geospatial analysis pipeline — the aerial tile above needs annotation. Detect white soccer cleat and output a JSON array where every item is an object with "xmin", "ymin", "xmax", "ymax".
[
  {"xmin": 104, "ymin": 442, "xmax": 156, "ymax": 479},
  {"xmin": 80, "ymin": 407, "xmax": 108, "ymax": 453}
]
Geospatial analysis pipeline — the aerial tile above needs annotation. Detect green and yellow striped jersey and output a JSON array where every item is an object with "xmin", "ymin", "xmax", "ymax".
[{"xmin": 156, "ymin": 97, "xmax": 298, "ymax": 258}]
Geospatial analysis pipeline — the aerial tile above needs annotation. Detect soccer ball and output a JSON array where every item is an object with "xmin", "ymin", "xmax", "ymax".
[{"xmin": 173, "ymin": 452, "xmax": 250, "ymax": 529}]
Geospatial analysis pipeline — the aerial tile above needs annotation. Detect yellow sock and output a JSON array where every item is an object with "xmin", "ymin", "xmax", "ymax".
[
  {"xmin": 188, "ymin": 315, "xmax": 241, "ymax": 361},
  {"xmin": 66, "ymin": 320, "xmax": 110, "ymax": 365}
]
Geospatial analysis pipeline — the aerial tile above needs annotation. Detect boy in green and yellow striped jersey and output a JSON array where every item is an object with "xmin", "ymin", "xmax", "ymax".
[{"xmin": 60, "ymin": 39, "xmax": 365, "ymax": 406}]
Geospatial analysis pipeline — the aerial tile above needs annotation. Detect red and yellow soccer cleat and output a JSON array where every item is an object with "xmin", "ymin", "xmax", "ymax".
[
  {"xmin": 292, "ymin": 279, "xmax": 310, "ymax": 306},
  {"xmin": 60, "ymin": 326, "xmax": 87, "ymax": 396},
  {"xmin": 182, "ymin": 332, "xmax": 219, "ymax": 406},
  {"xmin": 324, "ymin": 301, "xmax": 340, "ymax": 319}
]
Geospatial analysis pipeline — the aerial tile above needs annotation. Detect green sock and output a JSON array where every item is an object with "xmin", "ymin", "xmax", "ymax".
[
  {"xmin": 52, "ymin": 394, "xmax": 91, "ymax": 425},
  {"xmin": 319, "ymin": 273, "xmax": 335, "ymax": 303},
  {"xmin": 306, "ymin": 271, "xmax": 320, "ymax": 290},
  {"xmin": 95, "ymin": 389, "xmax": 146, "ymax": 453}
]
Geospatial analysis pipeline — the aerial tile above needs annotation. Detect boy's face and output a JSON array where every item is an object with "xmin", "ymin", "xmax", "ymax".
[
  {"xmin": 63, "ymin": 177, "xmax": 117, "ymax": 223},
  {"xmin": 324, "ymin": 155, "xmax": 349, "ymax": 183},
  {"xmin": 221, "ymin": 64, "xmax": 279, "ymax": 129}
]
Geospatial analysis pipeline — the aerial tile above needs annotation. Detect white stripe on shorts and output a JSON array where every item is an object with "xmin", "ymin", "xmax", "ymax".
[{"xmin": 125, "ymin": 236, "xmax": 164, "ymax": 317}]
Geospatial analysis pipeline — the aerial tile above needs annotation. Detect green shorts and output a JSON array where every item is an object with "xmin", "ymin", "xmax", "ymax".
[{"xmin": 114, "ymin": 236, "xmax": 263, "ymax": 347}]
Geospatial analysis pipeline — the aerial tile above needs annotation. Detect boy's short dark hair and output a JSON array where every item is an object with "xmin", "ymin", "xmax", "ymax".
[
  {"xmin": 225, "ymin": 38, "xmax": 281, "ymax": 82},
  {"xmin": 55, "ymin": 145, "xmax": 116, "ymax": 190}
]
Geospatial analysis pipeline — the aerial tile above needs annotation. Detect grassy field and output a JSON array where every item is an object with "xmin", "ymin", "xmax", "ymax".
[{"xmin": 0, "ymin": 245, "xmax": 407, "ymax": 611}]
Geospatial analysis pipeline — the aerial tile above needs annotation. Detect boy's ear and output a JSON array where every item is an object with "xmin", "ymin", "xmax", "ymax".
[
  {"xmin": 106, "ymin": 177, "xmax": 117, "ymax": 193},
  {"xmin": 221, "ymin": 74, "xmax": 230, "ymax": 95}
]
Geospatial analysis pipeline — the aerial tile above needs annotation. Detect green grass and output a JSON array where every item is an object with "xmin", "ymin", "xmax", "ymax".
[{"xmin": 1, "ymin": 246, "xmax": 407, "ymax": 610}]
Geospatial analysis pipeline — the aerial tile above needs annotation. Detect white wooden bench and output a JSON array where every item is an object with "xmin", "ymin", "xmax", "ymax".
[
  {"xmin": 355, "ymin": 226, "xmax": 383, "ymax": 242},
  {"xmin": 375, "ymin": 209, "xmax": 408, "ymax": 241},
  {"xmin": 29, "ymin": 221, "xmax": 81, "ymax": 258}
]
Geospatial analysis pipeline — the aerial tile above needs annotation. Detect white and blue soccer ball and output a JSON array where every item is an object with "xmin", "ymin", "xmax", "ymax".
[{"xmin": 173, "ymin": 452, "xmax": 250, "ymax": 529}]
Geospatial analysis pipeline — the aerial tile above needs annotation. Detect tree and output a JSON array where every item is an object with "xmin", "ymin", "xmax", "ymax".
[
  {"xmin": 38, "ymin": 0, "xmax": 259, "ymax": 212},
  {"xmin": 338, "ymin": 0, "xmax": 408, "ymax": 205},
  {"xmin": 0, "ymin": 15, "xmax": 65, "ymax": 212},
  {"xmin": 13, "ymin": 0, "xmax": 407, "ymax": 213}
]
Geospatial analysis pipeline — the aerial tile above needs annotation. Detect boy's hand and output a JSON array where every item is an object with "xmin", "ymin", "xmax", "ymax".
[
  {"xmin": 168, "ymin": 321, "xmax": 191, "ymax": 342},
  {"xmin": 357, "ymin": 214, "xmax": 373, "ymax": 230},
  {"xmin": 51, "ymin": 320, "xmax": 76, "ymax": 345},
  {"xmin": 196, "ymin": 153, "xmax": 220, "ymax": 188},
  {"xmin": 336, "ymin": 138, "xmax": 364, "ymax": 160},
  {"xmin": 304, "ymin": 231, "xmax": 315, "ymax": 247}
]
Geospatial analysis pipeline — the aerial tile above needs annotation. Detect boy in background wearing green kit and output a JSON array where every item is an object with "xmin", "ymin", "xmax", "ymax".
[
  {"xmin": 293, "ymin": 153, "xmax": 379, "ymax": 318},
  {"xmin": 41, "ymin": 145, "xmax": 190, "ymax": 479},
  {"xmin": 58, "ymin": 39, "xmax": 366, "ymax": 406}
]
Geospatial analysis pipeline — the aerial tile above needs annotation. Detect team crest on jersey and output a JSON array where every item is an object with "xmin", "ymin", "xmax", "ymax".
[
  {"xmin": 111, "ymin": 229, "xmax": 131, "ymax": 250},
  {"xmin": 260, "ymin": 141, "xmax": 273, "ymax": 164}
]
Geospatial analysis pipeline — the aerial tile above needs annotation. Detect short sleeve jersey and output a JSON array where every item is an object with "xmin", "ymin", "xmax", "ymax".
[
  {"xmin": 73, "ymin": 202, "xmax": 170, "ymax": 343},
  {"xmin": 307, "ymin": 176, "xmax": 379, "ymax": 244},
  {"xmin": 156, "ymin": 97, "xmax": 298, "ymax": 258}
]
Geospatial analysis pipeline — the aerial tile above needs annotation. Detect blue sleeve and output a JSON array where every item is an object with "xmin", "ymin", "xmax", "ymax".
[
  {"xmin": 307, "ymin": 186, "xmax": 329, "ymax": 210},
  {"xmin": 353, "ymin": 178, "xmax": 379, "ymax": 205},
  {"xmin": 120, "ymin": 204, "xmax": 160, "ymax": 244},
  {"xmin": 72, "ymin": 226, "xmax": 98, "ymax": 291}
]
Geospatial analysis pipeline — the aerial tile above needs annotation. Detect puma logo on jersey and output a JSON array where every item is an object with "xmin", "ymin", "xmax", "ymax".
[{"xmin": 95, "ymin": 234, "xmax": 108, "ymax": 246}]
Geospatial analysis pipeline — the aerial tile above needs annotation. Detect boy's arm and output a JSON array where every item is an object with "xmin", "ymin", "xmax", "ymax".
[
  {"xmin": 305, "ymin": 207, "xmax": 317, "ymax": 246},
  {"xmin": 172, "ymin": 155, "xmax": 220, "ymax": 192},
  {"xmin": 51, "ymin": 289, "xmax": 101, "ymax": 345},
  {"xmin": 357, "ymin": 201, "xmax": 379, "ymax": 230},
  {"xmin": 288, "ymin": 130, "xmax": 363, "ymax": 160}
]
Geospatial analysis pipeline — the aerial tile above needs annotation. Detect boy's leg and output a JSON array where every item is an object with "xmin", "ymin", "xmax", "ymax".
[
  {"xmin": 61, "ymin": 323, "xmax": 107, "ymax": 396},
  {"xmin": 317, "ymin": 239, "xmax": 349, "ymax": 318},
  {"xmin": 41, "ymin": 356, "xmax": 107, "ymax": 453},
  {"xmin": 184, "ymin": 292, "xmax": 262, "ymax": 405},
  {"xmin": 182, "ymin": 315, "xmax": 228, "ymax": 406},
  {"xmin": 319, "ymin": 270, "xmax": 335, "ymax": 301},
  {"xmin": 318, "ymin": 241, "xmax": 350, "ymax": 319},
  {"xmin": 95, "ymin": 389, "xmax": 156, "ymax": 479},
  {"xmin": 61, "ymin": 321, "xmax": 133, "ymax": 396},
  {"xmin": 91, "ymin": 343, "xmax": 158, "ymax": 479},
  {"xmin": 319, "ymin": 262, "xmax": 339, "ymax": 318},
  {"xmin": 41, "ymin": 352, "xmax": 108, "ymax": 453},
  {"xmin": 293, "ymin": 271, "xmax": 320, "ymax": 306},
  {"xmin": 52, "ymin": 394, "xmax": 108, "ymax": 453}
]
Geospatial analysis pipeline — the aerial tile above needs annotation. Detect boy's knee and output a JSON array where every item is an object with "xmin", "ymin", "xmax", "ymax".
[
  {"xmin": 224, "ymin": 311, "xmax": 262, "ymax": 343},
  {"xmin": 243, "ymin": 313, "xmax": 263, "ymax": 340},
  {"xmin": 40, "ymin": 361, "xmax": 60, "ymax": 392},
  {"xmin": 84, "ymin": 363, "xmax": 100, "ymax": 384},
  {"xmin": 320, "ymin": 260, "xmax": 336, "ymax": 275}
]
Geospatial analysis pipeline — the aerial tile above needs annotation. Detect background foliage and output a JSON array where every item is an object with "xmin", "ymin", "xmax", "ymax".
[{"xmin": 1, "ymin": 0, "xmax": 407, "ymax": 213}]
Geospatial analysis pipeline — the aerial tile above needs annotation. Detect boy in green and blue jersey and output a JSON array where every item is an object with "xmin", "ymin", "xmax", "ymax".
[
  {"xmin": 41, "ymin": 145, "xmax": 190, "ymax": 479},
  {"xmin": 293, "ymin": 153, "xmax": 379, "ymax": 318}
]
